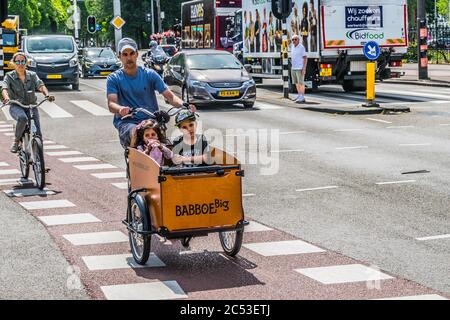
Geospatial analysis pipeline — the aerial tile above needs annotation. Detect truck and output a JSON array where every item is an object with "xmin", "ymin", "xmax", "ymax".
[
  {"xmin": 181, "ymin": 0, "xmax": 241, "ymax": 51},
  {"xmin": 240, "ymin": 0, "xmax": 408, "ymax": 91},
  {"xmin": 1, "ymin": 15, "xmax": 20, "ymax": 72}
]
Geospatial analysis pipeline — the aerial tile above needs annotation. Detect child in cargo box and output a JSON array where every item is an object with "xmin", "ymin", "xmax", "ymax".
[
  {"xmin": 131, "ymin": 119, "xmax": 173, "ymax": 165},
  {"xmin": 171, "ymin": 110, "xmax": 211, "ymax": 167}
]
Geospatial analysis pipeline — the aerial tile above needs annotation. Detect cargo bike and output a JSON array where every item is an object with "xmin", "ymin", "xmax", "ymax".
[{"xmin": 122, "ymin": 106, "xmax": 246, "ymax": 265}]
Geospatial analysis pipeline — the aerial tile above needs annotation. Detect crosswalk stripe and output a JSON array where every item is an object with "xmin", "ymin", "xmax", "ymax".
[
  {"xmin": 19, "ymin": 199, "xmax": 76, "ymax": 210},
  {"xmin": 0, "ymin": 128, "xmax": 13, "ymax": 132},
  {"xmin": 38, "ymin": 213, "xmax": 100, "ymax": 226},
  {"xmin": 63, "ymin": 231, "xmax": 128, "ymax": 245},
  {"xmin": 44, "ymin": 145, "xmax": 68, "ymax": 150},
  {"xmin": 101, "ymin": 281, "xmax": 188, "ymax": 300},
  {"xmin": 0, "ymin": 169, "xmax": 21, "ymax": 175},
  {"xmin": 294, "ymin": 264, "xmax": 394, "ymax": 284},
  {"xmin": 0, "ymin": 162, "xmax": 9, "ymax": 167},
  {"xmin": 256, "ymin": 102, "xmax": 283, "ymax": 110},
  {"xmin": 82, "ymin": 253, "xmax": 166, "ymax": 270},
  {"xmin": 3, "ymin": 132, "xmax": 14, "ymax": 136},
  {"xmin": 58, "ymin": 157, "xmax": 100, "ymax": 163},
  {"xmin": 39, "ymin": 101, "xmax": 73, "ymax": 118},
  {"xmin": 243, "ymin": 240, "xmax": 325, "ymax": 256},
  {"xmin": 46, "ymin": 151, "xmax": 83, "ymax": 156},
  {"xmin": 73, "ymin": 164, "xmax": 117, "ymax": 170},
  {"xmin": 91, "ymin": 172, "xmax": 126, "ymax": 179},
  {"xmin": 70, "ymin": 100, "xmax": 111, "ymax": 116},
  {"xmin": 1, "ymin": 105, "xmax": 13, "ymax": 121},
  {"xmin": 111, "ymin": 182, "xmax": 128, "ymax": 189},
  {"xmin": 43, "ymin": 140, "xmax": 56, "ymax": 145}
]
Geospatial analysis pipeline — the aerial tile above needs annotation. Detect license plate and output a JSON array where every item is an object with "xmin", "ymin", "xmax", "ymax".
[
  {"xmin": 47, "ymin": 74, "xmax": 62, "ymax": 79},
  {"xmin": 320, "ymin": 68, "xmax": 332, "ymax": 77},
  {"xmin": 219, "ymin": 90, "xmax": 240, "ymax": 97},
  {"xmin": 100, "ymin": 71, "xmax": 111, "ymax": 75}
]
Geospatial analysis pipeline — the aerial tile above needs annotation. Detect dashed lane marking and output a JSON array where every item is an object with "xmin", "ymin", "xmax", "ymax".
[
  {"xmin": 294, "ymin": 264, "xmax": 394, "ymax": 284},
  {"xmin": 4, "ymin": 188, "xmax": 55, "ymax": 197},
  {"xmin": 375, "ymin": 180, "xmax": 416, "ymax": 185},
  {"xmin": 335, "ymin": 146, "xmax": 369, "ymax": 150},
  {"xmin": 19, "ymin": 199, "xmax": 76, "ymax": 210},
  {"xmin": 0, "ymin": 169, "xmax": 21, "ymax": 175},
  {"xmin": 38, "ymin": 213, "xmax": 101, "ymax": 226},
  {"xmin": 39, "ymin": 101, "xmax": 73, "ymax": 118},
  {"xmin": 416, "ymin": 234, "xmax": 450, "ymax": 241},
  {"xmin": 243, "ymin": 239, "xmax": 325, "ymax": 257},
  {"xmin": 46, "ymin": 151, "xmax": 83, "ymax": 156},
  {"xmin": 111, "ymin": 182, "xmax": 128, "ymax": 190},
  {"xmin": 0, "ymin": 124, "xmax": 12, "ymax": 128},
  {"xmin": 386, "ymin": 125, "xmax": 414, "ymax": 129},
  {"xmin": 82, "ymin": 253, "xmax": 166, "ymax": 271},
  {"xmin": 366, "ymin": 118, "xmax": 392, "ymax": 124},
  {"xmin": 333, "ymin": 129, "xmax": 363, "ymax": 132},
  {"xmin": 244, "ymin": 221, "xmax": 273, "ymax": 232},
  {"xmin": 296, "ymin": 186, "xmax": 339, "ymax": 192},
  {"xmin": 73, "ymin": 164, "xmax": 117, "ymax": 171},
  {"xmin": 270, "ymin": 149, "xmax": 304, "ymax": 153},
  {"xmin": 91, "ymin": 172, "xmax": 126, "ymax": 179},
  {"xmin": 439, "ymin": 124, "xmax": 450, "ymax": 126},
  {"xmin": 70, "ymin": 100, "xmax": 111, "ymax": 116},
  {"xmin": 44, "ymin": 145, "xmax": 68, "ymax": 150},
  {"xmin": 101, "ymin": 281, "xmax": 188, "ymax": 300},
  {"xmin": 374, "ymin": 294, "xmax": 448, "ymax": 300},
  {"xmin": 399, "ymin": 143, "xmax": 431, "ymax": 147},
  {"xmin": 58, "ymin": 157, "xmax": 100, "ymax": 163},
  {"xmin": 63, "ymin": 231, "xmax": 128, "ymax": 246},
  {"xmin": 255, "ymin": 102, "xmax": 284, "ymax": 110}
]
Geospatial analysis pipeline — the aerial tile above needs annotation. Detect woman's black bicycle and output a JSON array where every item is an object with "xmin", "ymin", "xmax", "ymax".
[{"xmin": 0, "ymin": 98, "xmax": 49, "ymax": 189}]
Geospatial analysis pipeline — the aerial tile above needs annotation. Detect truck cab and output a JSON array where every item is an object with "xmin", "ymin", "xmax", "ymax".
[{"xmin": 1, "ymin": 15, "xmax": 20, "ymax": 72}]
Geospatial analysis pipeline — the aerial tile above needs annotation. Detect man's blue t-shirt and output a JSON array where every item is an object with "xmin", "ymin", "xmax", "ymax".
[{"xmin": 106, "ymin": 66, "xmax": 168, "ymax": 128}]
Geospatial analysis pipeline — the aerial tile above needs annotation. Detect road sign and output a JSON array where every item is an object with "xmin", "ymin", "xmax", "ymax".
[
  {"xmin": 363, "ymin": 41, "xmax": 380, "ymax": 60},
  {"xmin": 110, "ymin": 15, "xmax": 126, "ymax": 30}
]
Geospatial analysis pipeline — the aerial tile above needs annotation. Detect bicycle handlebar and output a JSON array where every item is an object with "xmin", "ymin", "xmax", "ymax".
[{"xmin": 0, "ymin": 97, "xmax": 49, "ymax": 109}]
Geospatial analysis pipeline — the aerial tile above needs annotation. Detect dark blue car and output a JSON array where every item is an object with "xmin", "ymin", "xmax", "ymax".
[{"xmin": 80, "ymin": 47, "xmax": 122, "ymax": 78}]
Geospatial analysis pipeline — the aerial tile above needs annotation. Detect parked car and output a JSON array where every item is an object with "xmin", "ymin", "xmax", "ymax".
[
  {"xmin": 23, "ymin": 35, "xmax": 80, "ymax": 90},
  {"xmin": 79, "ymin": 47, "xmax": 122, "ymax": 78},
  {"xmin": 163, "ymin": 50, "xmax": 256, "ymax": 108}
]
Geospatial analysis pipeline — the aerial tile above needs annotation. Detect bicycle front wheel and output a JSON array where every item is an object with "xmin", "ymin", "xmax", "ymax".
[
  {"xmin": 32, "ymin": 138, "xmax": 46, "ymax": 190},
  {"xmin": 19, "ymin": 149, "xmax": 30, "ymax": 179}
]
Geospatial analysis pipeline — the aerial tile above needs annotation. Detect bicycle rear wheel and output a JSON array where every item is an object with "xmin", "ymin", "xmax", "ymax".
[
  {"xmin": 32, "ymin": 137, "xmax": 46, "ymax": 190},
  {"xmin": 19, "ymin": 149, "xmax": 30, "ymax": 179}
]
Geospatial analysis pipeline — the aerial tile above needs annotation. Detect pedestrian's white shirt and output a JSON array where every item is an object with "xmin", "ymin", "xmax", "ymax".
[{"xmin": 291, "ymin": 43, "xmax": 307, "ymax": 70}]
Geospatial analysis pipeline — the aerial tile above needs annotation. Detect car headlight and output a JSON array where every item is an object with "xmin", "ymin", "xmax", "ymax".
[
  {"xmin": 190, "ymin": 80, "xmax": 207, "ymax": 88},
  {"xmin": 244, "ymin": 79, "xmax": 255, "ymax": 86},
  {"xmin": 28, "ymin": 58, "xmax": 36, "ymax": 68},
  {"xmin": 69, "ymin": 58, "xmax": 78, "ymax": 67}
]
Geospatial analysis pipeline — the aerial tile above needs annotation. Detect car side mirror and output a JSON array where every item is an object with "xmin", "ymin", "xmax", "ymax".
[{"xmin": 173, "ymin": 65, "xmax": 182, "ymax": 73}]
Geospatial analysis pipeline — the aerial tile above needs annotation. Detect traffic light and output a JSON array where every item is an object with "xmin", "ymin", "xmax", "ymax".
[
  {"xmin": 87, "ymin": 15, "xmax": 96, "ymax": 34},
  {"xmin": 272, "ymin": 0, "xmax": 292, "ymax": 20}
]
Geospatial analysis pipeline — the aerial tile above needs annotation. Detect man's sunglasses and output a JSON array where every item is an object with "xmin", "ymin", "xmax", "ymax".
[
  {"xmin": 15, "ymin": 60, "xmax": 27, "ymax": 65},
  {"xmin": 292, "ymin": 38, "xmax": 299, "ymax": 41}
]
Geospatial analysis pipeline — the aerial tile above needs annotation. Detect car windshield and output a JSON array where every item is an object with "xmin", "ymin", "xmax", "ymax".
[
  {"xmin": 187, "ymin": 54, "xmax": 242, "ymax": 70},
  {"xmin": 86, "ymin": 48, "xmax": 115, "ymax": 58},
  {"xmin": 27, "ymin": 37, "xmax": 74, "ymax": 53}
]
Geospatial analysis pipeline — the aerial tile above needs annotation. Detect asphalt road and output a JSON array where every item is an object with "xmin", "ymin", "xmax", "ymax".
[{"xmin": 0, "ymin": 78, "xmax": 449, "ymax": 299}]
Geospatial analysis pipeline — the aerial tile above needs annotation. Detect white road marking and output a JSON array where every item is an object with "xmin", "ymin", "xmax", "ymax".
[
  {"xmin": 386, "ymin": 125, "xmax": 414, "ymax": 129},
  {"xmin": 44, "ymin": 145, "xmax": 68, "ymax": 150},
  {"xmin": 2, "ymin": 105, "xmax": 13, "ymax": 121},
  {"xmin": 439, "ymin": 124, "xmax": 450, "ymax": 126},
  {"xmin": 111, "ymin": 182, "xmax": 128, "ymax": 189},
  {"xmin": 38, "ymin": 213, "xmax": 101, "ymax": 226},
  {"xmin": 155, "ymin": 234, "xmax": 173, "ymax": 245},
  {"xmin": 294, "ymin": 264, "xmax": 394, "ymax": 284},
  {"xmin": 58, "ymin": 157, "xmax": 100, "ymax": 163},
  {"xmin": 91, "ymin": 172, "xmax": 126, "ymax": 179},
  {"xmin": 256, "ymin": 102, "xmax": 284, "ymax": 110},
  {"xmin": 335, "ymin": 146, "xmax": 368, "ymax": 150},
  {"xmin": 333, "ymin": 129, "xmax": 363, "ymax": 132},
  {"xmin": 399, "ymin": 143, "xmax": 431, "ymax": 147},
  {"xmin": 270, "ymin": 149, "xmax": 304, "ymax": 153},
  {"xmin": 82, "ymin": 253, "xmax": 166, "ymax": 270},
  {"xmin": 46, "ymin": 151, "xmax": 83, "ymax": 156},
  {"xmin": 0, "ymin": 128, "xmax": 13, "ymax": 132},
  {"xmin": 101, "ymin": 281, "xmax": 187, "ymax": 300},
  {"xmin": 73, "ymin": 164, "xmax": 117, "ymax": 170},
  {"xmin": 63, "ymin": 231, "xmax": 128, "ymax": 245},
  {"xmin": 374, "ymin": 294, "xmax": 448, "ymax": 300},
  {"xmin": 19, "ymin": 199, "xmax": 76, "ymax": 210},
  {"xmin": 70, "ymin": 100, "xmax": 111, "ymax": 116},
  {"xmin": 430, "ymin": 101, "xmax": 450, "ymax": 104},
  {"xmin": 243, "ymin": 240, "xmax": 325, "ymax": 256},
  {"xmin": 279, "ymin": 131, "xmax": 306, "ymax": 135},
  {"xmin": 366, "ymin": 118, "xmax": 392, "ymax": 124},
  {"xmin": 39, "ymin": 101, "xmax": 73, "ymax": 118},
  {"xmin": 0, "ymin": 120, "xmax": 6, "ymax": 123},
  {"xmin": 381, "ymin": 89, "xmax": 450, "ymax": 100},
  {"xmin": 416, "ymin": 234, "xmax": 450, "ymax": 241},
  {"xmin": 376, "ymin": 180, "xmax": 416, "ymax": 185},
  {"xmin": 0, "ymin": 162, "xmax": 9, "ymax": 167},
  {"xmin": 244, "ymin": 221, "xmax": 273, "ymax": 232},
  {"xmin": 3, "ymin": 132, "xmax": 14, "ymax": 136},
  {"xmin": 0, "ymin": 169, "xmax": 21, "ymax": 175},
  {"xmin": 4, "ymin": 188, "xmax": 55, "ymax": 197},
  {"xmin": 243, "ymin": 193, "xmax": 255, "ymax": 197},
  {"xmin": 43, "ymin": 140, "xmax": 56, "ymax": 145},
  {"xmin": 296, "ymin": 186, "xmax": 339, "ymax": 192},
  {"xmin": 0, "ymin": 124, "xmax": 12, "ymax": 128}
]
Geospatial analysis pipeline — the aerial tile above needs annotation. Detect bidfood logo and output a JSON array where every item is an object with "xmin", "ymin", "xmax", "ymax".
[{"xmin": 346, "ymin": 29, "xmax": 384, "ymax": 40}]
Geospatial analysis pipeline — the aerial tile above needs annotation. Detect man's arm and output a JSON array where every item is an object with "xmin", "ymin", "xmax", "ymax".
[
  {"xmin": 38, "ymin": 85, "xmax": 55, "ymax": 102},
  {"xmin": 108, "ymin": 93, "xmax": 130, "ymax": 117},
  {"xmin": 302, "ymin": 55, "xmax": 308, "ymax": 75}
]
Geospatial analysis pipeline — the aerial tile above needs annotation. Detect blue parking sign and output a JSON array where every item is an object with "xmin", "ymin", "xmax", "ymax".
[{"xmin": 363, "ymin": 41, "xmax": 381, "ymax": 60}]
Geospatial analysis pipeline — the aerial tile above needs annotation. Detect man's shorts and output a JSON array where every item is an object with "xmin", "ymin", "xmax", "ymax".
[
  {"xmin": 117, "ymin": 122, "xmax": 137, "ymax": 149},
  {"xmin": 291, "ymin": 69, "xmax": 305, "ymax": 85}
]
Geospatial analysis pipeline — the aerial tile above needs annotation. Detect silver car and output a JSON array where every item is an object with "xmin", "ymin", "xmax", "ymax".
[{"xmin": 163, "ymin": 50, "xmax": 256, "ymax": 108}]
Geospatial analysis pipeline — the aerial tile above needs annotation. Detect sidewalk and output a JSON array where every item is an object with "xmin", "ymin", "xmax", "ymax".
[{"xmin": 384, "ymin": 63, "xmax": 450, "ymax": 87}]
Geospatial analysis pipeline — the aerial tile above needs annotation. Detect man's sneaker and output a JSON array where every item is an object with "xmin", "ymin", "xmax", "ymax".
[
  {"xmin": 295, "ymin": 97, "xmax": 306, "ymax": 103},
  {"xmin": 10, "ymin": 141, "xmax": 19, "ymax": 153}
]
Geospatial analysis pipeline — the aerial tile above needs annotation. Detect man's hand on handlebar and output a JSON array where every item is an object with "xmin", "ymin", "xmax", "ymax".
[
  {"xmin": 46, "ymin": 95, "xmax": 55, "ymax": 102},
  {"xmin": 189, "ymin": 104, "xmax": 197, "ymax": 112},
  {"xmin": 119, "ymin": 106, "xmax": 131, "ymax": 117}
]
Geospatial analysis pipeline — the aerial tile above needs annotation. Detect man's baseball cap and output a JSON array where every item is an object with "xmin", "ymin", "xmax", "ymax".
[{"xmin": 118, "ymin": 38, "xmax": 138, "ymax": 53}]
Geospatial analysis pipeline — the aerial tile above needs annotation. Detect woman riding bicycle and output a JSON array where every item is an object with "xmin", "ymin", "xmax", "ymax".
[{"xmin": 1, "ymin": 52, "xmax": 55, "ymax": 153}]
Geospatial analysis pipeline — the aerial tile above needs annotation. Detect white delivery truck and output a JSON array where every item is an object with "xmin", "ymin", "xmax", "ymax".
[{"xmin": 240, "ymin": 0, "xmax": 408, "ymax": 91}]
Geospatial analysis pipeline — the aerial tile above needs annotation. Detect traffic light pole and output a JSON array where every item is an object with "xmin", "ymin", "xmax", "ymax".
[
  {"xmin": 150, "ymin": 0, "xmax": 155, "ymax": 35},
  {"xmin": 417, "ymin": 0, "xmax": 428, "ymax": 79},
  {"xmin": 73, "ymin": 0, "xmax": 79, "ymax": 41},
  {"xmin": 282, "ymin": 18, "xmax": 289, "ymax": 98}
]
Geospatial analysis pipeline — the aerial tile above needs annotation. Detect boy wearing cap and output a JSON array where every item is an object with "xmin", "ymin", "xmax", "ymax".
[{"xmin": 107, "ymin": 37, "xmax": 196, "ymax": 148}]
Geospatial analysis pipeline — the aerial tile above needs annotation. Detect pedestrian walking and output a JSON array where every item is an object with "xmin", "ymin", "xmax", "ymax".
[{"xmin": 290, "ymin": 34, "xmax": 308, "ymax": 103}]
